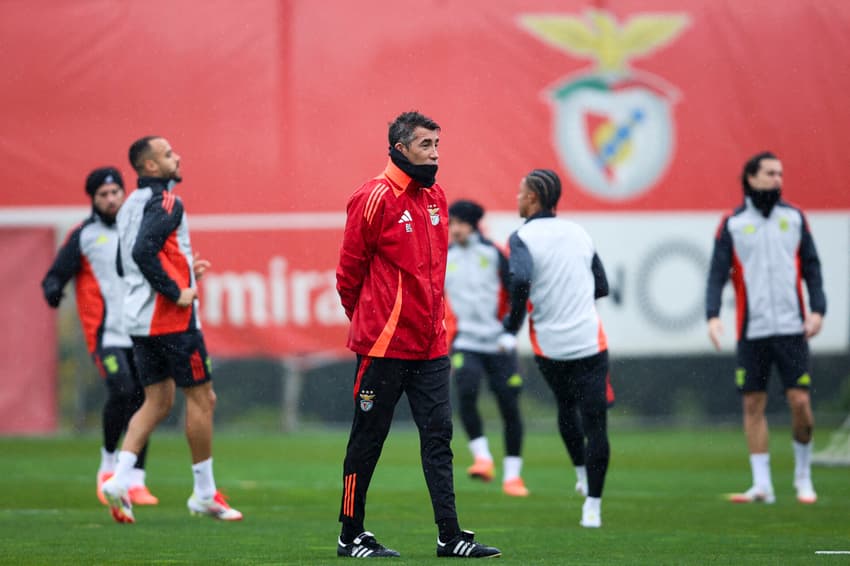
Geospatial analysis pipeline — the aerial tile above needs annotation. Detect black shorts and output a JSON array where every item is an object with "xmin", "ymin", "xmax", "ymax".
[
  {"xmin": 735, "ymin": 334, "xmax": 810, "ymax": 393},
  {"xmin": 131, "ymin": 330, "xmax": 212, "ymax": 388},
  {"xmin": 92, "ymin": 346, "xmax": 141, "ymax": 396},
  {"xmin": 450, "ymin": 349, "xmax": 522, "ymax": 396}
]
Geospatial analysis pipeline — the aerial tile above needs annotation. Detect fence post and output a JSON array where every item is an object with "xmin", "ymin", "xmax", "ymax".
[{"xmin": 281, "ymin": 358, "xmax": 304, "ymax": 433}]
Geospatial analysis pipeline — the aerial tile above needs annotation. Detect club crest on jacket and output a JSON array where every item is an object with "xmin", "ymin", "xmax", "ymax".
[{"xmin": 428, "ymin": 204, "xmax": 440, "ymax": 226}]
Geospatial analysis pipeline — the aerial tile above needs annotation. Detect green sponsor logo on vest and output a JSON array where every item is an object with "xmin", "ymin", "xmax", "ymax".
[
  {"xmin": 735, "ymin": 368, "xmax": 746, "ymax": 388},
  {"xmin": 743, "ymin": 224, "xmax": 756, "ymax": 235},
  {"xmin": 451, "ymin": 352, "xmax": 464, "ymax": 369},
  {"xmin": 797, "ymin": 373, "xmax": 811, "ymax": 386},
  {"xmin": 778, "ymin": 217, "xmax": 790, "ymax": 232},
  {"xmin": 507, "ymin": 374, "xmax": 523, "ymax": 388},
  {"xmin": 447, "ymin": 262, "xmax": 458, "ymax": 273},
  {"xmin": 103, "ymin": 354, "xmax": 119, "ymax": 374},
  {"xmin": 479, "ymin": 256, "xmax": 490, "ymax": 269},
  {"xmin": 205, "ymin": 356, "xmax": 213, "ymax": 374},
  {"xmin": 95, "ymin": 234, "xmax": 109, "ymax": 245}
]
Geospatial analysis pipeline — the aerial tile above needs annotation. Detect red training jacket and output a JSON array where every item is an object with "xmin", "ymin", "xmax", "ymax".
[{"xmin": 337, "ymin": 159, "xmax": 449, "ymax": 360}]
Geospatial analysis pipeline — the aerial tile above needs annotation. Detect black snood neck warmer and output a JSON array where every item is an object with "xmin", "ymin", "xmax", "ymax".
[
  {"xmin": 389, "ymin": 147, "xmax": 437, "ymax": 188},
  {"xmin": 746, "ymin": 187, "xmax": 781, "ymax": 217}
]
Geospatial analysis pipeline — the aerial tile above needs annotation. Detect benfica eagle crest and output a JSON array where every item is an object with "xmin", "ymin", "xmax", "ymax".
[{"xmin": 520, "ymin": 10, "xmax": 689, "ymax": 200}]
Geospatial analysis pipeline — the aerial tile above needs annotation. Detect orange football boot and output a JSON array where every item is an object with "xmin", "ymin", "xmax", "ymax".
[
  {"xmin": 502, "ymin": 477, "xmax": 529, "ymax": 497},
  {"xmin": 467, "ymin": 457, "xmax": 495, "ymax": 482},
  {"xmin": 128, "ymin": 485, "xmax": 160, "ymax": 505}
]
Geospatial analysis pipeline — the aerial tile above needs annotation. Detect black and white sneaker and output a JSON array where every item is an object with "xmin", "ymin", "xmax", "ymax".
[
  {"xmin": 337, "ymin": 531, "xmax": 400, "ymax": 558},
  {"xmin": 436, "ymin": 530, "xmax": 501, "ymax": 558}
]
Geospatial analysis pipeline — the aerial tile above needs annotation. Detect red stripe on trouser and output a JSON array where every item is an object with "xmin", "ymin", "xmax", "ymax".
[
  {"xmin": 190, "ymin": 350, "xmax": 205, "ymax": 381},
  {"xmin": 344, "ymin": 473, "xmax": 356, "ymax": 517},
  {"xmin": 352, "ymin": 358, "xmax": 372, "ymax": 400}
]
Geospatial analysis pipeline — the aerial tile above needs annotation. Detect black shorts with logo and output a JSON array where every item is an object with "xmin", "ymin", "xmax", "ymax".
[
  {"xmin": 92, "ymin": 346, "xmax": 142, "ymax": 397},
  {"xmin": 131, "ymin": 330, "xmax": 212, "ymax": 388},
  {"xmin": 735, "ymin": 334, "xmax": 810, "ymax": 393}
]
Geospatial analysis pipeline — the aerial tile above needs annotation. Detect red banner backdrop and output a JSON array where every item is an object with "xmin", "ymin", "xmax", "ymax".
[
  {"xmin": 289, "ymin": 0, "xmax": 850, "ymax": 212},
  {"xmin": 192, "ymin": 228, "xmax": 348, "ymax": 356},
  {"xmin": 0, "ymin": 0, "xmax": 286, "ymax": 214},
  {"xmin": 0, "ymin": 229, "xmax": 57, "ymax": 433},
  {"xmin": 2, "ymin": 0, "xmax": 849, "ymax": 359},
  {"xmin": 2, "ymin": 0, "xmax": 849, "ymax": 214}
]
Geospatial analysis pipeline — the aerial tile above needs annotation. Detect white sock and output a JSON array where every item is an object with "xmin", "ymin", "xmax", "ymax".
[
  {"xmin": 793, "ymin": 440, "xmax": 812, "ymax": 481},
  {"xmin": 113, "ymin": 451, "xmax": 138, "ymax": 490},
  {"xmin": 128, "ymin": 468, "xmax": 146, "ymax": 488},
  {"xmin": 468, "ymin": 436, "xmax": 492, "ymax": 462},
  {"xmin": 750, "ymin": 453, "xmax": 773, "ymax": 491},
  {"xmin": 192, "ymin": 458, "xmax": 216, "ymax": 501},
  {"xmin": 583, "ymin": 496, "xmax": 601, "ymax": 515},
  {"xmin": 503, "ymin": 456, "xmax": 523, "ymax": 482},
  {"xmin": 575, "ymin": 465, "xmax": 588, "ymax": 487},
  {"xmin": 99, "ymin": 448, "xmax": 115, "ymax": 473}
]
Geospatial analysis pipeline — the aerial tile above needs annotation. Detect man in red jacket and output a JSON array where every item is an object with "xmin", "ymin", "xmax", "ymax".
[{"xmin": 335, "ymin": 111, "xmax": 501, "ymax": 559}]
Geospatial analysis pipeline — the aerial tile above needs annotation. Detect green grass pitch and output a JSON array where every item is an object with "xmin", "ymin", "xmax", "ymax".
[{"xmin": 0, "ymin": 426, "xmax": 847, "ymax": 564}]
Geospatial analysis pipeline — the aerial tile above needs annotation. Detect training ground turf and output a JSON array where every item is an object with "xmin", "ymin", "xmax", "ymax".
[{"xmin": 0, "ymin": 426, "xmax": 847, "ymax": 565}]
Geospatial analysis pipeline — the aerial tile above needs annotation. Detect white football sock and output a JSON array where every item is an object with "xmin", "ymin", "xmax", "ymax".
[
  {"xmin": 575, "ymin": 465, "xmax": 588, "ymax": 487},
  {"xmin": 192, "ymin": 458, "xmax": 217, "ymax": 501},
  {"xmin": 793, "ymin": 440, "xmax": 812, "ymax": 481},
  {"xmin": 749, "ymin": 453, "xmax": 773, "ymax": 491},
  {"xmin": 503, "ymin": 456, "xmax": 523, "ymax": 482},
  {"xmin": 468, "ymin": 436, "xmax": 492, "ymax": 461},
  {"xmin": 112, "ymin": 451, "xmax": 138, "ymax": 490},
  {"xmin": 99, "ymin": 447, "xmax": 115, "ymax": 473},
  {"xmin": 128, "ymin": 467, "xmax": 146, "ymax": 488}
]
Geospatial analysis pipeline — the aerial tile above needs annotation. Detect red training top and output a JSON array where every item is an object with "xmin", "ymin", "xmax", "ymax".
[{"xmin": 337, "ymin": 159, "xmax": 449, "ymax": 360}]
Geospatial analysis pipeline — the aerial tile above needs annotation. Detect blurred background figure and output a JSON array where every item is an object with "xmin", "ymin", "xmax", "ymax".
[
  {"xmin": 41, "ymin": 166, "xmax": 158, "ymax": 506},
  {"xmin": 445, "ymin": 199, "xmax": 528, "ymax": 497},
  {"xmin": 706, "ymin": 151, "xmax": 826, "ymax": 505}
]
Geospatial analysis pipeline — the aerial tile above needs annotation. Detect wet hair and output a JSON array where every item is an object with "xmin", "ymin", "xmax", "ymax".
[
  {"xmin": 388, "ymin": 111, "xmax": 440, "ymax": 147},
  {"xmin": 524, "ymin": 168, "xmax": 562, "ymax": 211},
  {"xmin": 128, "ymin": 136, "xmax": 161, "ymax": 174},
  {"xmin": 741, "ymin": 151, "xmax": 778, "ymax": 192}
]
